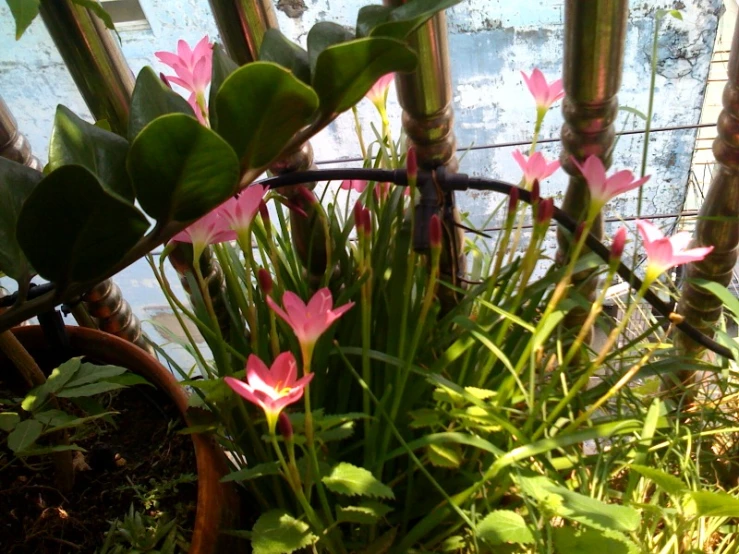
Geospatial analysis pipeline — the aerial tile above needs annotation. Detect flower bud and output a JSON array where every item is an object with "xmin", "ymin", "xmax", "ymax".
[
  {"xmin": 530, "ymin": 179, "xmax": 540, "ymax": 204},
  {"xmin": 429, "ymin": 214, "xmax": 442, "ymax": 250},
  {"xmin": 574, "ymin": 221, "xmax": 586, "ymax": 243},
  {"xmin": 258, "ymin": 268, "xmax": 273, "ymax": 295},
  {"xmin": 361, "ymin": 207, "xmax": 372, "ymax": 237},
  {"xmin": 407, "ymin": 146, "xmax": 418, "ymax": 187},
  {"xmin": 610, "ymin": 226, "xmax": 627, "ymax": 262},
  {"xmin": 353, "ymin": 202, "xmax": 365, "ymax": 234},
  {"xmin": 508, "ymin": 187, "xmax": 520, "ymax": 216},
  {"xmin": 536, "ymin": 198, "xmax": 554, "ymax": 226},
  {"xmin": 278, "ymin": 412, "xmax": 293, "ymax": 441},
  {"xmin": 259, "ymin": 200, "xmax": 270, "ymax": 225}
]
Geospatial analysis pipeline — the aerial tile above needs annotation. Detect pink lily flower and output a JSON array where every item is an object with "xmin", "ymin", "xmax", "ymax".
[
  {"xmin": 266, "ymin": 288, "xmax": 354, "ymax": 359},
  {"xmin": 366, "ymin": 73, "xmax": 394, "ymax": 110},
  {"xmin": 170, "ymin": 209, "xmax": 236, "ymax": 261},
  {"xmin": 512, "ymin": 150, "xmax": 560, "ymax": 190},
  {"xmin": 573, "ymin": 155, "xmax": 650, "ymax": 218},
  {"xmin": 521, "ymin": 69, "xmax": 564, "ymax": 116},
  {"xmin": 156, "ymin": 36, "xmax": 213, "ymax": 124},
  {"xmin": 341, "ymin": 180, "xmax": 407, "ymax": 200},
  {"xmin": 636, "ymin": 219, "xmax": 713, "ymax": 283},
  {"xmin": 218, "ymin": 185, "xmax": 267, "ymax": 239},
  {"xmin": 225, "ymin": 352, "xmax": 313, "ymax": 434}
]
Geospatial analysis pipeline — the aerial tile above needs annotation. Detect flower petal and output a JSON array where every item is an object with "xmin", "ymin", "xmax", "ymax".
[
  {"xmin": 636, "ymin": 219, "xmax": 665, "ymax": 245},
  {"xmin": 272, "ymin": 352, "xmax": 298, "ymax": 387},
  {"xmin": 247, "ymin": 354, "xmax": 277, "ymax": 391}
]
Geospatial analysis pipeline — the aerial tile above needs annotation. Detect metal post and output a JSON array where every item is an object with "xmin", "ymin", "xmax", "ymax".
[
  {"xmin": 38, "ymin": 0, "xmax": 134, "ymax": 135},
  {"xmin": 557, "ymin": 0, "xmax": 629, "ymax": 332},
  {"xmin": 677, "ymin": 11, "xmax": 739, "ymax": 361},
  {"xmin": 0, "ymin": 96, "xmax": 42, "ymax": 171},
  {"xmin": 382, "ymin": 3, "xmax": 464, "ymax": 304}
]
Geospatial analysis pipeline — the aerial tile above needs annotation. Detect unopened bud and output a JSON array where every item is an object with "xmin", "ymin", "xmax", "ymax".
[
  {"xmin": 429, "ymin": 213, "xmax": 442, "ymax": 249},
  {"xmin": 278, "ymin": 412, "xmax": 293, "ymax": 441},
  {"xmin": 160, "ymin": 73, "xmax": 172, "ymax": 89},
  {"xmin": 259, "ymin": 200, "xmax": 270, "ymax": 225},
  {"xmin": 296, "ymin": 186, "xmax": 318, "ymax": 206},
  {"xmin": 530, "ymin": 180, "xmax": 540, "ymax": 204},
  {"xmin": 361, "ymin": 207, "xmax": 372, "ymax": 237},
  {"xmin": 536, "ymin": 198, "xmax": 554, "ymax": 226},
  {"xmin": 508, "ymin": 187, "xmax": 519, "ymax": 215},
  {"xmin": 353, "ymin": 202, "xmax": 365, "ymax": 234},
  {"xmin": 407, "ymin": 146, "xmax": 418, "ymax": 186},
  {"xmin": 574, "ymin": 221, "xmax": 586, "ymax": 242},
  {"xmin": 257, "ymin": 268, "xmax": 273, "ymax": 295},
  {"xmin": 610, "ymin": 226, "xmax": 627, "ymax": 261}
]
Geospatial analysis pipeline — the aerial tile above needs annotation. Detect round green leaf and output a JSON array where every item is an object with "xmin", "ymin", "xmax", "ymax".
[
  {"xmin": 127, "ymin": 114, "xmax": 240, "ymax": 222},
  {"xmin": 370, "ymin": 0, "xmax": 464, "ymax": 40},
  {"xmin": 208, "ymin": 44, "xmax": 240, "ymax": 131},
  {"xmin": 259, "ymin": 30, "xmax": 310, "ymax": 85},
  {"xmin": 215, "ymin": 62, "xmax": 319, "ymax": 170},
  {"xmin": 128, "ymin": 66, "xmax": 195, "ymax": 141},
  {"xmin": 16, "ymin": 165, "xmax": 149, "ymax": 284},
  {"xmin": 307, "ymin": 22, "xmax": 354, "ymax": 74},
  {"xmin": 313, "ymin": 37, "xmax": 417, "ymax": 116}
]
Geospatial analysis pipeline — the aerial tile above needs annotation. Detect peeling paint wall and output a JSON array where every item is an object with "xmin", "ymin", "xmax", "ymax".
[{"xmin": 0, "ymin": 0, "xmax": 723, "ymax": 347}]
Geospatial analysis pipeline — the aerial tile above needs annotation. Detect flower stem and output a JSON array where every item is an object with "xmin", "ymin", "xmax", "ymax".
[{"xmin": 352, "ymin": 105, "xmax": 368, "ymax": 161}]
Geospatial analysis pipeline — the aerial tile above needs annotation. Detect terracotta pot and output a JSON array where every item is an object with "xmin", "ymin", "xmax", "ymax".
[{"xmin": 6, "ymin": 325, "xmax": 240, "ymax": 554}]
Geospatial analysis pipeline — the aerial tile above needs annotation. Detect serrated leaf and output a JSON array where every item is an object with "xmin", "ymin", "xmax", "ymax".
[
  {"xmin": 322, "ymin": 462, "xmax": 394, "ymax": 499},
  {"xmin": 56, "ymin": 382, "xmax": 126, "ymax": 398},
  {"xmin": 318, "ymin": 421, "xmax": 355, "ymax": 442},
  {"xmin": 128, "ymin": 67, "xmax": 195, "ymax": 140},
  {"xmin": 464, "ymin": 386, "xmax": 496, "ymax": 400},
  {"xmin": 630, "ymin": 464, "xmax": 686, "ymax": 497},
  {"xmin": 251, "ymin": 510, "xmax": 318, "ymax": 554},
  {"xmin": 683, "ymin": 490, "xmax": 739, "ymax": 518},
  {"xmin": 7, "ymin": 419, "xmax": 42, "ymax": 453},
  {"xmin": 259, "ymin": 30, "xmax": 310, "ymax": 85},
  {"xmin": 7, "ymin": 0, "xmax": 40, "ymax": 39},
  {"xmin": 409, "ymin": 409, "xmax": 441, "ymax": 429},
  {"xmin": 0, "ymin": 412, "xmax": 20, "ymax": 432},
  {"xmin": 477, "ymin": 511, "xmax": 535, "ymax": 546},
  {"xmin": 45, "ymin": 358, "xmax": 82, "ymax": 394},
  {"xmin": 65, "ymin": 363, "xmax": 127, "ymax": 388},
  {"xmin": 552, "ymin": 527, "xmax": 640, "ymax": 554},
  {"xmin": 426, "ymin": 443, "xmax": 462, "ymax": 468},
  {"xmin": 336, "ymin": 501, "xmax": 392, "ymax": 524},
  {"xmin": 127, "ymin": 113, "xmax": 240, "ymax": 222},
  {"xmin": 49, "ymin": 105, "xmax": 133, "ymax": 201},
  {"xmin": 221, "ymin": 461, "xmax": 281, "ymax": 483}
]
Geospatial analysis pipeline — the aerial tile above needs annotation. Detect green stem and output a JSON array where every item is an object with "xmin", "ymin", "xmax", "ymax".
[
  {"xmin": 352, "ymin": 105, "xmax": 368, "ymax": 161},
  {"xmin": 193, "ymin": 262, "xmax": 231, "ymax": 375},
  {"xmin": 237, "ymin": 235, "xmax": 258, "ymax": 350}
]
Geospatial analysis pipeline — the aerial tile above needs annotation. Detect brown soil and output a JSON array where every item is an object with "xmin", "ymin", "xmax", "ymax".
[{"xmin": 0, "ymin": 374, "xmax": 198, "ymax": 553}]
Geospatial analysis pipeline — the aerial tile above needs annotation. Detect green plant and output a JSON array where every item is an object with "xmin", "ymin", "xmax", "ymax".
[{"xmin": 97, "ymin": 505, "xmax": 190, "ymax": 554}]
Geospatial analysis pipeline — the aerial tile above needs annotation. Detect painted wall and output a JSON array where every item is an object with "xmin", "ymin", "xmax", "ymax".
[{"xmin": 0, "ymin": 0, "xmax": 723, "ymax": 358}]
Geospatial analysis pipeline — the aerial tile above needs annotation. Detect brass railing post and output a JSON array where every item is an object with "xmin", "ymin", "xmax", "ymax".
[
  {"xmin": 382, "ymin": 2, "xmax": 464, "ymax": 304},
  {"xmin": 677, "ymin": 11, "xmax": 739, "ymax": 365},
  {"xmin": 208, "ymin": 0, "xmax": 328, "ymax": 281},
  {"xmin": 557, "ymin": 0, "xmax": 629, "ymax": 333},
  {"xmin": 0, "ymin": 96, "xmax": 42, "ymax": 171}
]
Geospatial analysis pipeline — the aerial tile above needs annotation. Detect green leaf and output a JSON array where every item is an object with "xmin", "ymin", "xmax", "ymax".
[
  {"xmin": 105, "ymin": 373, "xmax": 153, "ymax": 387},
  {"xmin": 65, "ymin": 363, "xmax": 127, "ymax": 388},
  {"xmin": 215, "ymin": 62, "xmax": 318, "ymax": 170},
  {"xmin": 408, "ymin": 409, "xmax": 441, "ymax": 429},
  {"xmin": 16, "ymin": 444, "xmax": 85, "ymax": 456},
  {"xmin": 0, "ymin": 412, "xmax": 20, "ymax": 432},
  {"xmin": 49, "ymin": 105, "xmax": 133, "ymax": 201},
  {"xmin": 40, "ymin": 412, "xmax": 117, "ymax": 433},
  {"xmin": 128, "ymin": 66, "xmax": 195, "ymax": 141},
  {"xmin": 0, "ymin": 157, "xmax": 42, "ymax": 282},
  {"xmin": 552, "ymin": 527, "xmax": 640, "ymax": 554},
  {"xmin": 6, "ymin": 0, "xmax": 40, "ymax": 39},
  {"xmin": 71, "ymin": 0, "xmax": 116, "ymax": 32},
  {"xmin": 619, "ymin": 106, "xmax": 648, "ymax": 121},
  {"xmin": 7, "ymin": 419, "xmax": 42, "ymax": 453},
  {"xmin": 259, "ymin": 30, "xmax": 311, "ymax": 85},
  {"xmin": 313, "ymin": 37, "xmax": 416, "ymax": 116},
  {"xmin": 16, "ymin": 165, "xmax": 149, "ymax": 284},
  {"xmin": 692, "ymin": 279, "xmax": 739, "ymax": 319},
  {"xmin": 683, "ymin": 490, "xmax": 739, "ymax": 518},
  {"xmin": 208, "ymin": 44, "xmax": 240, "ymax": 131},
  {"xmin": 630, "ymin": 464, "xmax": 686, "ymax": 497},
  {"xmin": 477, "ymin": 511, "xmax": 535, "ymax": 546},
  {"xmin": 127, "ymin": 113, "xmax": 240, "ymax": 222},
  {"xmin": 356, "ymin": 5, "xmax": 393, "ymax": 38},
  {"xmin": 33, "ymin": 409, "xmax": 76, "ymax": 427},
  {"xmin": 322, "ymin": 462, "xmax": 394, "ymax": 499},
  {"xmin": 251, "ymin": 510, "xmax": 318, "ymax": 554},
  {"xmin": 221, "ymin": 461, "xmax": 281, "ymax": 483},
  {"xmin": 56, "ymin": 382, "xmax": 126, "ymax": 398},
  {"xmin": 307, "ymin": 22, "xmax": 354, "ymax": 74},
  {"xmin": 426, "ymin": 443, "xmax": 462, "ymax": 468},
  {"xmin": 21, "ymin": 384, "xmax": 48, "ymax": 412},
  {"xmin": 336, "ymin": 501, "xmax": 392, "ymax": 524},
  {"xmin": 370, "ymin": 0, "xmax": 463, "ymax": 40},
  {"xmin": 45, "ymin": 358, "xmax": 82, "ymax": 394}
]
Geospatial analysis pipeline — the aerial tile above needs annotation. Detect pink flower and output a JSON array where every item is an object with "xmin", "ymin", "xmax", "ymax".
[
  {"xmin": 512, "ymin": 150, "xmax": 560, "ymax": 189},
  {"xmin": 636, "ymin": 219, "xmax": 713, "ymax": 283},
  {"xmin": 266, "ymin": 288, "xmax": 354, "ymax": 356},
  {"xmin": 521, "ymin": 69, "xmax": 564, "ymax": 114},
  {"xmin": 340, "ymin": 180, "xmax": 395, "ymax": 201},
  {"xmin": 366, "ymin": 73, "xmax": 394, "ymax": 109},
  {"xmin": 156, "ymin": 36, "xmax": 213, "ymax": 124},
  {"xmin": 225, "ymin": 353, "xmax": 313, "ymax": 433},
  {"xmin": 218, "ymin": 185, "xmax": 266, "ymax": 238},
  {"xmin": 572, "ymin": 155, "xmax": 650, "ymax": 217},
  {"xmin": 610, "ymin": 226, "xmax": 627, "ymax": 261},
  {"xmin": 170, "ymin": 209, "xmax": 236, "ymax": 261}
]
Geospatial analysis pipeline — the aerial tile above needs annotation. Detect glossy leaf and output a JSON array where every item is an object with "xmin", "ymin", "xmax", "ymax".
[
  {"xmin": 259, "ymin": 30, "xmax": 310, "ymax": 85},
  {"xmin": 251, "ymin": 510, "xmax": 317, "ymax": 554},
  {"xmin": 313, "ymin": 37, "xmax": 416, "ymax": 116},
  {"xmin": 477, "ymin": 511, "xmax": 535, "ymax": 546},
  {"xmin": 322, "ymin": 462, "xmax": 394, "ymax": 499},
  {"xmin": 65, "ymin": 363, "xmax": 128, "ymax": 388},
  {"xmin": 71, "ymin": 0, "xmax": 116, "ymax": 32},
  {"xmin": 356, "ymin": 5, "xmax": 392, "ymax": 37},
  {"xmin": 370, "ymin": 0, "xmax": 463, "ymax": 40},
  {"xmin": 307, "ymin": 22, "xmax": 354, "ymax": 74},
  {"xmin": 7, "ymin": 419, "xmax": 42, "ymax": 453},
  {"xmin": 552, "ymin": 527, "xmax": 640, "ymax": 554},
  {"xmin": 7, "ymin": 0, "xmax": 40, "ymax": 39},
  {"xmin": 127, "ymin": 113, "xmax": 240, "ymax": 222},
  {"xmin": 215, "ymin": 62, "xmax": 318, "ymax": 170},
  {"xmin": 0, "ymin": 157, "xmax": 41, "ymax": 282},
  {"xmin": 128, "ymin": 66, "xmax": 195, "ymax": 141},
  {"xmin": 56, "ymin": 382, "xmax": 126, "ymax": 398},
  {"xmin": 49, "ymin": 105, "xmax": 133, "ymax": 201},
  {"xmin": 44, "ymin": 358, "xmax": 82, "ymax": 394},
  {"xmin": 16, "ymin": 165, "xmax": 149, "ymax": 284},
  {"xmin": 0, "ymin": 412, "xmax": 20, "ymax": 433},
  {"xmin": 208, "ymin": 44, "xmax": 239, "ymax": 131}
]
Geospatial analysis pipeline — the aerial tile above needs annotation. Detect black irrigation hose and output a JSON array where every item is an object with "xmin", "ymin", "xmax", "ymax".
[{"xmin": 1, "ymin": 168, "xmax": 732, "ymax": 360}]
